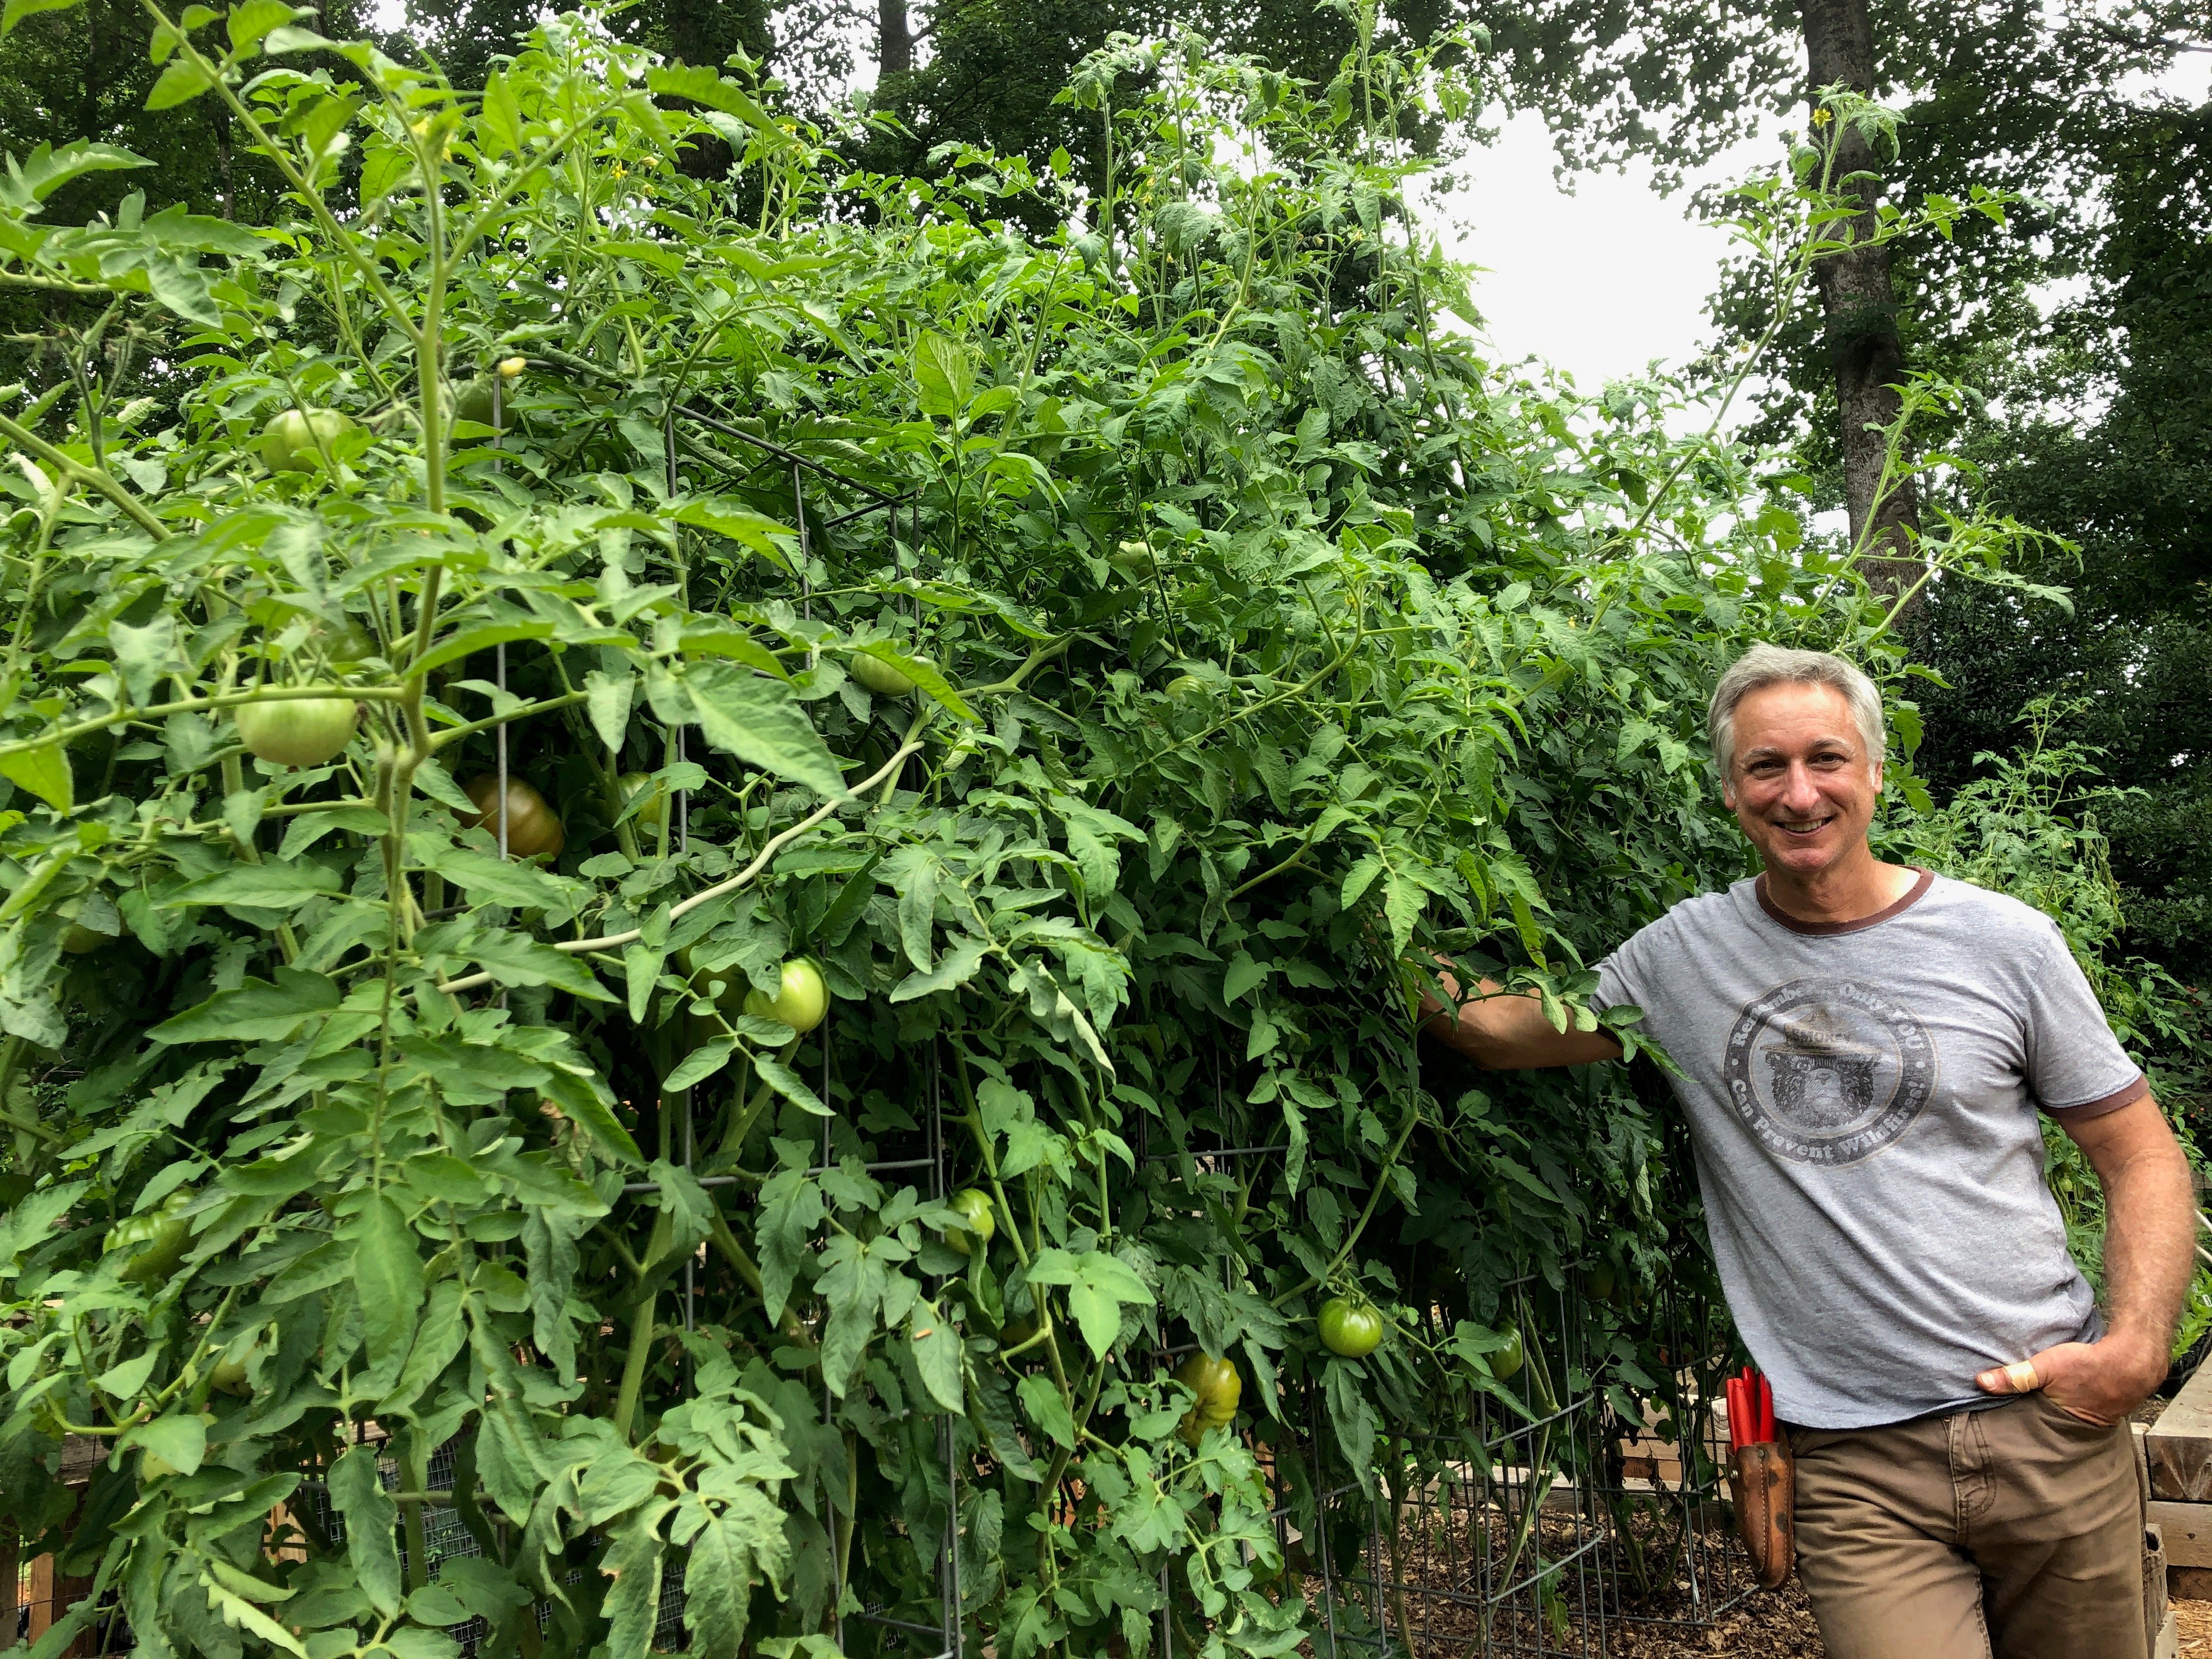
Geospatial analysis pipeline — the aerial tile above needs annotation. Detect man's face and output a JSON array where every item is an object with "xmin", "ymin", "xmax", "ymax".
[{"xmin": 1722, "ymin": 681, "xmax": 1882, "ymax": 879}]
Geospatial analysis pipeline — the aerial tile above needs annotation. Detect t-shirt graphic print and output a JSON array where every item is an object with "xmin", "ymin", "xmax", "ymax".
[
  {"xmin": 1725, "ymin": 979, "xmax": 1937, "ymax": 1165},
  {"xmin": 1595, "ymin": 868, "xmax": 2147, "ymax": 1429}
]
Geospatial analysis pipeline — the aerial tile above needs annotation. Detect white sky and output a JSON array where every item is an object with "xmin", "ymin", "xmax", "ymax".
[
  {"xmin": 1424, "ymin": 112, "xmax": 1784, "ymax": 388},
  {"xmin": 1429, "ymin": 48, "xmax": 2212, "ymax": 390}
]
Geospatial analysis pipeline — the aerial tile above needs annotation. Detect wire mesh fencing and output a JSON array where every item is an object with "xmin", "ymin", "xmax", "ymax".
[
  {"xmin": 13, "ymin": 1267, "xmax": 1757, "ymax": 1659},
  {"xmin": 1211, "ymin": 1275, "xmax": 1760, "ymax": 1659}
]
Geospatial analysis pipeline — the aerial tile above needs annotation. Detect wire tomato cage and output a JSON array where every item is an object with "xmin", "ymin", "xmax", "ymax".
[
  {"xmin": 1127, "ymin": 1044, "xmax": 1763, "ymax": 1659},
  {"xmin": 340, "ymin": 365, "xmax": 962, "ymax": 1658}
]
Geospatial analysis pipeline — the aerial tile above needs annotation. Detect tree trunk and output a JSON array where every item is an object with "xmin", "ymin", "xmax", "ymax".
[
  {"xmin": 1799, "ymin": 0, "xmax": 1920, "ymax": 602},
  {"xmin": 82, "ymin": 1, "xmax": 98, "ymax": 145},
  {"xmin": 214, "ymin": 108, "xmax": 234, "ymax": 220},
  {"xmin": 878, "ymin": 0, "xmax": 912, "ymax": 80}
]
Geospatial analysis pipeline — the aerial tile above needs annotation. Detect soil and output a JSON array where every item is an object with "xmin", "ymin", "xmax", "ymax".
[
  {"xmin": 1610, "ymin": 1582, "xmax": 2212, "ymax": 1656},
  {"xmin": 1607, "ymin": 1578, "xmax": 1824, "ymax": 1657}
]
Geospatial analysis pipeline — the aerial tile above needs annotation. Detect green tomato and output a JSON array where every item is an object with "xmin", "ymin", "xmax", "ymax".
[
  {"xmin": 108, "ymin": 1190, "xmax": 195, "ymax": 1286},
  {"xmin": 744, "ymin": 958, "xmax": 829, "ymax": 1035},
  {"xmin": 945, "ymin": 1188, "xmax": 995, "ymax": 1255},
  {"xmin": 1582, "ymin": 1265, "xmax": 1619, "ymax": 1306},
  {"xmin": 616, "ymin": 771, "xmax": 671, "ymax": 840},
  {"xmin": 58, "ymin": 904, "xmax": 109, "ymax": 955},
  {"xmin": 1108, "ymin": 539, "xmax": 1153, "ymax": 572},
  {"xmin": 259, "ymin": 408, "xmax": 356, "ymax": 472},
  {"xmin": 208, "ymin": 1356, "xmax": 250, "ymax": 1395},
  {"xmin": 323, "ymin": 618, "xmax": 379, "ymax": 665},
  {"xmin": 1164, "ymin": 673, "xmax": 1211, "ymax": 698},
  {"xmin": 452, "ymin": 376, "xmax": 500, "ymax": 428},
  {"xmin": 1173, "ymin": 1353, "xmax": 1242, "ymax": 1446},
  {"xmin": 209, "ymin": 1329, "xmax": 262, "ymax": 1396},
  {"xmin": 1318, "ymin": 1297, "xmax": 1385, "ymax": 1358},
  {"xmin": 234, "ymin": 696, "xmax": 358, "ymax": 768},
  {"xmin": 138, "ymin": 1411, "xmax": 215, "ymax": 1479},
  {"xmin": 849, "ymin": 653, "xmax": 918, "ymax": 698},
  {"xmin": 463, "ymin": 775, "xmax": 565, "ymax": 859},
  {"xmin": 1486, "ymin": 1326, "xmax": 1525, "ymax": 1382}
]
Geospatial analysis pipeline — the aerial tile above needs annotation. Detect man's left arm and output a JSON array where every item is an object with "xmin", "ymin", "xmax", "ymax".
[{"xmin": 1976, "ymin": 1094, "xmax": 2197, "ymax": 1425}]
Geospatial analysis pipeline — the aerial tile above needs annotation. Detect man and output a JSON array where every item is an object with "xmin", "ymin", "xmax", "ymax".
[{"xmin": 1418, "ymin": 643, "xmax": 2194, "ymax": 1659}]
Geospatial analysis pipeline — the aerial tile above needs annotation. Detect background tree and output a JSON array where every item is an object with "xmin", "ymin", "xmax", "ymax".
[
  {"xmin": 1910, "ymin": 95, "xmax": 2211, "ymax": 980},
  {"xmin": 1475, "ymin": 0, "xmax": 2210, "ymax": 983}
]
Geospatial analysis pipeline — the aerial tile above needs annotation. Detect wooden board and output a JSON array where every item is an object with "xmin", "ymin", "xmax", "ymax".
[
  {"xmin": 2151, "ymin": 1502, "xmax": 2212, "ymax": 1568},
  {"xmin": 2149, "ymin": 1365, "xmax": 2212, "ymax": 1500}
]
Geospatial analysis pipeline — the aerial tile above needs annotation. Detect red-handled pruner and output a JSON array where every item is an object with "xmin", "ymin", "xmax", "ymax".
[{"xmin": 1727, "ymin": 1365, "xmax": 1778, "ymax": 1449}]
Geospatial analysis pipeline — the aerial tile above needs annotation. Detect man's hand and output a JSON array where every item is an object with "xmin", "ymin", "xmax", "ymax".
[{"xmin": 1974, "ymin": 1335, "xmax": 2169, "ymax": 1426}]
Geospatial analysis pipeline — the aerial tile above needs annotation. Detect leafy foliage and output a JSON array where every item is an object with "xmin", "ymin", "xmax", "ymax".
[{"xmin": 0, "ymin": 8, "xmax": 2155, "ymax": 1659}]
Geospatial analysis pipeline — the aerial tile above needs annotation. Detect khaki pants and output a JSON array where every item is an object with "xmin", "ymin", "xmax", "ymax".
[{"xmin": 1788, "ymin": 1392, "xmax": 2145, "ymax": 1659}]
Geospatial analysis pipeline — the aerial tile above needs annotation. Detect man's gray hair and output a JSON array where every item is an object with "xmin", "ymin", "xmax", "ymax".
[{"xmin": 1708, "ymin": 645, "xmax": 1886, "ymax": 778}]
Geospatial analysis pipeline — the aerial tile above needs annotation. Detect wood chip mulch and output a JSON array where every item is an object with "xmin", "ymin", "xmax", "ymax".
[
  {"xmin": 1605, "ymin": 1576, "xmax": 1824, "ymax": 1657},
  {"xmin": 2176, "ymin": 1596, "xmax": 2212, "ymax": 1655}
]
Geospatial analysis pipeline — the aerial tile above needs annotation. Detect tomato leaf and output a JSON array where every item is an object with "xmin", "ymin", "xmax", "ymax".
[
  {"xmin": 751, "ymin": 1053, "xmax": 828, "ymax": 1116},
  {"xmin": 162, "ymin": 862, "xmax": 343, "ymax": 909},
  {"xmin": 679, "ymin": 1487, "xmax": 791, "ymax": 1655},
  {"xmin": 663, "ymin": 1036, "xmax": 740, "ymax": 1093},
  {"xmin": 330, "ymin": 1442, "xmax": 402, "ymax": 1617},
  {"xmin": 94, "ymin": 1351, "xmax": 156, "ymax": 1400},
  {"xmin": 540, "ymin": 1066, "xmax": 644, "ymax": 1165},
  {"xmin": 0, "ymin": 741, "xmax": 71, "ymax": 811},
  {"xmin": 597, "ymin": 1501, "xmax": 671, "ymax": 1659},
  {"xmin": 144, "ymin": 55, "xmax": 213, "ymax": 110},
  {"xmin": 679, "ymin": 662, "xmax": 847, "ymax": 799},
  {"xmin": 150, "ymin": 968, "xmax": 340, "ymax": 1045},
  {"xmin": 908, "ymin": 1300, "xmax": 963, "ymax": 1412},
  {"xmin": 352, "ymin": 1192, "xmax": 424, "ymax": 1373},
  {"xmin": 1016, "ymin": 1373, "xmax": 1076, "ymax": 1449},
  {"xmin": 912, "ymin": 331, "xmax": 974, "ymax": 418}
]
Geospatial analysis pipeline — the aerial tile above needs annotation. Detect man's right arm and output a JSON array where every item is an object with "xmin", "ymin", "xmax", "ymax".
[{"xmin": 1415, "ymin": 969, "xmax": 1626, "ymax": 1069}]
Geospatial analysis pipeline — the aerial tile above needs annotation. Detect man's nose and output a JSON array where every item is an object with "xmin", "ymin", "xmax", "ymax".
[{"xmin": 1777, "ymin": 764, "xmax": 1826, "ymax": 812}]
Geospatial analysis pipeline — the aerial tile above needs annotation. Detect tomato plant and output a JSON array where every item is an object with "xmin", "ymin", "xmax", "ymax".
[{"xmin": 0, "ymin": 10, "xmax": 2081, "ymax": 1659}]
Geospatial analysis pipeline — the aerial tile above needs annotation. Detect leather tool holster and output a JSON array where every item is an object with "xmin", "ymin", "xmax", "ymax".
[{"xmin": 1727, "ymin": 1440, "xmax": 1795, "ymax": 1589}]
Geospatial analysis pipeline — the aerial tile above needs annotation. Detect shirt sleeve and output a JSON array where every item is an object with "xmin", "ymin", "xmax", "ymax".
[
  {"xmin": 1591, "ymin": 923, "xmax": 1651, "ymax": 1017},
  {"xmin": 2024, "ymin": 922, "xmax": 2148, "ymax": 1118}
]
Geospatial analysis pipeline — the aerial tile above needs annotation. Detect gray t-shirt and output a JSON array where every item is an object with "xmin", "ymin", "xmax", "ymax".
[{"xmin": 1595, "ymin": 868, "xmax": 2147, "ymax": 1429}]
